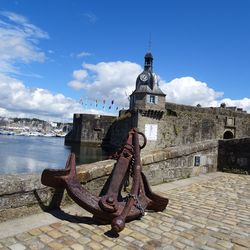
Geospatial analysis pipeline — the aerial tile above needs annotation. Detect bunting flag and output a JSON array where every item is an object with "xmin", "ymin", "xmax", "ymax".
[{"xmin": 78, "ymin": 96, "xmax": 122, "ymax": 112}]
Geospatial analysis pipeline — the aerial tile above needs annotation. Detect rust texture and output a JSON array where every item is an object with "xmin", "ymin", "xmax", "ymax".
[{"xmin": 41, "ymin": 128, "xmax": 168, "ymax": 233}]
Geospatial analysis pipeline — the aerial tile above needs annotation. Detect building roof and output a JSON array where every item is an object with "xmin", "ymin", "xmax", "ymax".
[{"xmin": 133, "ymin": 52, "xmax": 166, "ymax": 96}]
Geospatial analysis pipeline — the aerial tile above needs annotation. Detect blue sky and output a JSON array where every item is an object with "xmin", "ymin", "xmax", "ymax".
[{"xmin": 0, "ymin": 0, "xmax": 249, "ymax": 121}]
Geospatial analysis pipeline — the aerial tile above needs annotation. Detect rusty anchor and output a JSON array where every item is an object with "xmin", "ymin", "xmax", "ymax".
[{"xmin": 41, "ymin": 128, "xmax": 168, "ymax": 233}]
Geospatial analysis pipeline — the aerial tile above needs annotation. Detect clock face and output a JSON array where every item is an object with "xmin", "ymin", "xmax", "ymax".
[{"xmin": 140, "ymin": 73, "xmax": 148, "ymax": 82}]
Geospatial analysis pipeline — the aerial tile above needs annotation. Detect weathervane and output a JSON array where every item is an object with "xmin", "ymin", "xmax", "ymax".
[{"xmin": 148, "ymin": 32, "xmax": 152, "ymax": 52}]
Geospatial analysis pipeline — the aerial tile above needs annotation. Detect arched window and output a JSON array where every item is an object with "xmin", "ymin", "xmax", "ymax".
[{"xmin": 223, "ymin": 130, "xmax": 234, "ymax": 139}]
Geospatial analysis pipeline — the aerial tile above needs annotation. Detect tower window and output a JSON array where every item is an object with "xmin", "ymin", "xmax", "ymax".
[
  {"xmin": 150, "ymin": 95, "xmax": 155, "ymax": 103},
  {"xmin": 147, "ymin": 95, "xmax": 158, "ymax": 104}
]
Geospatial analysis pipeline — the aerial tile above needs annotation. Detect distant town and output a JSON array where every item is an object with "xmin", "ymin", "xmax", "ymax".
[{"xmin": 0, "ymin": 117, "xmax": 72, "ymax": 137}]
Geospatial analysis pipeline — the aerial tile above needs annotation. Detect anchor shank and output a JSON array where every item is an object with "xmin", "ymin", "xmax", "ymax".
[
  {"xmin": 111, "ymin": 130, "xmax": 143, "ymax": 232},
  {"xmin": 99, "ymin": 131, "xmax": 134, "ymax": 212}
]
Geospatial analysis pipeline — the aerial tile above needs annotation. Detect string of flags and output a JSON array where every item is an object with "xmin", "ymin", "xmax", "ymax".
[{"xmin": 79, "ymin": 97, "xmax": 121, "ymax": 111}]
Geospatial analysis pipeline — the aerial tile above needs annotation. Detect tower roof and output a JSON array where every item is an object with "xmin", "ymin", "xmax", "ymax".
[
  {"xmin": 144, "ymin": 52, "xmax": 153, "ymax": 59},
  {"xmin": 133, "ymin": 52, "xmax": 165, "ymax": 96}
]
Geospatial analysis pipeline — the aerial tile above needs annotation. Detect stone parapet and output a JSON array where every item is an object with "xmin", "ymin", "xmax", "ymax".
[
  {"xmin": 165, "ymin": 102, "xmax": 250, "ymax": 117},
  {"xmin": 141, "ymin": 140, "xmax": 218, "ymax": 165},
  {"xmin": 0, "ymin": 140, "xmax": 218, "ymax": 222}
]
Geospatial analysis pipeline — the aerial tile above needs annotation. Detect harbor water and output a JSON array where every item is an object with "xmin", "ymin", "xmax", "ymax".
[{"xmin": 0, "ymin": 135, "xmax": 107, "ymax": 175}]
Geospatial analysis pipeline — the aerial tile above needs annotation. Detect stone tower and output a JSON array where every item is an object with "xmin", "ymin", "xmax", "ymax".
[{"xmin": 129, "ymin": 52, "xmax": 166, "ymax": 111}]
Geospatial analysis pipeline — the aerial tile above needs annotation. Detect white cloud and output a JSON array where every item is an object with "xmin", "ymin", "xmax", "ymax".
[
  {"xmin": 159, "ymin": 77, "xmax": 250, "ymax": 112},
  {"xmin": 68, "ymin": 62, "xmax": 250, "ymax": 113},
  {"xmin": 83, "ymin": 12, "xmax": 97, "ymax": 23},
  {"xmin": 77, "ymin": 51, "xmax": 91, "ymax": 58},
  {"xmin": 68, "ymin": 61, "xmax": 142, "ymax": 108},
  {"xmin": 219, "ymin": 98, "xmax": 250, "ymax": 112},
  {"xmin": 0, "ymin": 73, "xmax": 114, "ymax": 121},
  {"xmin": 159, "ymin": 76, "xmax": 224, "ymax": 106},
  {"xmin": 0, "ymin": 11, "xmax": 48, "ymax": 73},
  {"xmin": 68, "ymin": 80, "xmax": 86, "ymax": 90},
  {"xmin": 0, "ymin": 11, "xmax": 95, "ymax": 121},
  {"xmin": 72, "ymin": 69, "xmax": 88, "ymax": 81},
  {"xmin": 0, "ymin": 73, "xmax": 85, "ymax": 121}
]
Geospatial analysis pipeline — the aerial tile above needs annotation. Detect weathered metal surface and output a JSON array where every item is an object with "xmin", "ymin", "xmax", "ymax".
[{"xmin": 41, "ymin": 128, "xmax": 168, "ymax": 233}]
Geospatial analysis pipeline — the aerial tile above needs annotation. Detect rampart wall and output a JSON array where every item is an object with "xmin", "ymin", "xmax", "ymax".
[
  {"xmin": 65, "ymin": 114, "xmax": 116, "ymax": 144},
  {"xmin": 218, "ymin": 138, "xmax": 250, "ymax": 174},
  {"xmin": 136, "ymin": 102, "xmax": 250, "ymax": 153},
  {"xmin": 0, "ymin": 140, "xmax": 217, "ymax": 222}
]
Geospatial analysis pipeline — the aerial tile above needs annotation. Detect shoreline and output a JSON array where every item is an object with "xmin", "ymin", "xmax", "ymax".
[{"xmin": 0, "ymin": 130, "xmax": 66, "ymax": 138}]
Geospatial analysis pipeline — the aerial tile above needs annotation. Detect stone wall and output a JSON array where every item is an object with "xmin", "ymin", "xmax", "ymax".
[
  {"xmin": 218, "ymin": 138, "xmax": 250, "ymax": 174},
  {"xmin": 101, "ymin": 111, "xmax": 138, "ymax": 152},
  {"xmin": 65, "ymin": 102, "xmax": 250, "ymax": 154},
  {"xmin": 0, "ymin": 140, "xmax": 217, "ymax": 222},
  {"xmin": 65, "ymin": 114, "xmax": 116, "ymax": 144},
  {"xmin": 136, "ymin": 102, "xmax": 250, "ymax": 153}
]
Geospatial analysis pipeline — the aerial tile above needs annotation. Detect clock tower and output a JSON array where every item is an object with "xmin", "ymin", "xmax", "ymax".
[{"xmin": 129, "ymin": 52, "xmax": 166, "ymax": 111}]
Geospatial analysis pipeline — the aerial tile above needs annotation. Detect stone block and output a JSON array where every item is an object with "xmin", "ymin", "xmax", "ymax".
[{"xmin": 142, "ymin": 154, "xmax": 154, "ymax": 165}]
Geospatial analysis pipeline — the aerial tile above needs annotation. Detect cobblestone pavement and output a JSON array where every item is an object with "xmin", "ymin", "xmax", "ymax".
[{"xmin": 0, "ymin": 172, "xmax": 250, "ymax": 250}]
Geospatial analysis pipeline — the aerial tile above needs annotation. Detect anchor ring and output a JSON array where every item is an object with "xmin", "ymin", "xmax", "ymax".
[{"xmin": 138, "ymin": 132, "xmax": 147, "ymax": 149}]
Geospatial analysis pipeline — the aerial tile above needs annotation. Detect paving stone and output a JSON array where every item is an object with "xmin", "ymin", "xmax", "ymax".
[
  {"xmin": 91, "ymin": 234, "xmax": 104, "ymax": 242},
  {"xmin": 217, "ymin": 239, "xmax": 234, "ymax": 249},
  {"xmin": 50, "ymin": 222, "xmax": 63, "ymax": 229},
  {"xmin": 0, "ymin": 237, "xmax": 17, "ymax": 246},
  {"xmin": 162, "ymin": 246, "xmax": 176, "ymax": 250},
  {"xmin": 15, "ymin": 232, "xmax": 32, "ymax": 242},
  {"xmin": 67, "ymin": 223, "xmax": 82, "ymax": 231},
  {"xmin": 47, "ymin": 229, "xmax": 63, "ymax": 239},
  {"xmin": 201, "ymin": 246, "xmax": 217, "ymax": 250},
  {"xmin": 131, "ymin": 232, "xmax": 150, "ymax": 242},
  {"xmin": 28, "ymin": 228, "xmax": 42, "ymax": 236},
  {"xmin": 101, "ymin": 240, "xmax": 116, "ymax": 247},
  {"xmin": 112, "ymin": 245, "xmax": 128, "ymax": 250},
  {"xmin": 38, "ymin": 234, "xmax": 53, "ymax": 244},
  {"xmin": 39, "ymin": 225, "xmax": 54, "ymax": 233},
  {"xmin": 48, "ymin": 241, "xmax": 65, "ymax": 250},
  {"xmin": 231, "ymin": 238, "xmax": 250, "ymax": 248},
  {"xmin": 8, "ymin": 243, "xmax": 26, "ymax": 250},
  {"xmin": 177, "ymin": 236, "xmax": 196, "ymax": 247},
  {"xmin": 57, "ymin": 236, "xmax": 76, "ymax": 246},
  {"xmin": 131, "ymin": 239, "xmax": 144, "ymax": 248},
  {"xmin": 77, "ymin": 236, "xmax": 91, "ymax": 245},
  {"xmin": 88, "ymin": 241, "xmax": 103, "ymax": 249},
  {"xmin": 175, "ymin": 221, "xmax": 193, "ymax": 229},
  {"xmin": 206, "ymin": 241, "xmax": 229, "ymax": 250},
  {"xmin": 120, "ymin": 227, "xmax": 133, "ymax": 236},
  {"xmin": 124, "ymin": 236, "xmax": 134, "ymax": 243},
  {"xmin": 24, "ymin": 238, "xmax": 45, "ymax": 250},
  {"xmin": 70, "ymin": 231, "xmax": 82, "ymax": 239},
  {"xmin": 232, "ymin": 245, "xmax": 249, "ymax": 250},
  {"xmin": 179, "ymin": 232, "xmax": 194, "ymax": 240},
  {"xmin": 71, "ymin": 243, "xmax": 85, "ymax": 250}
]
